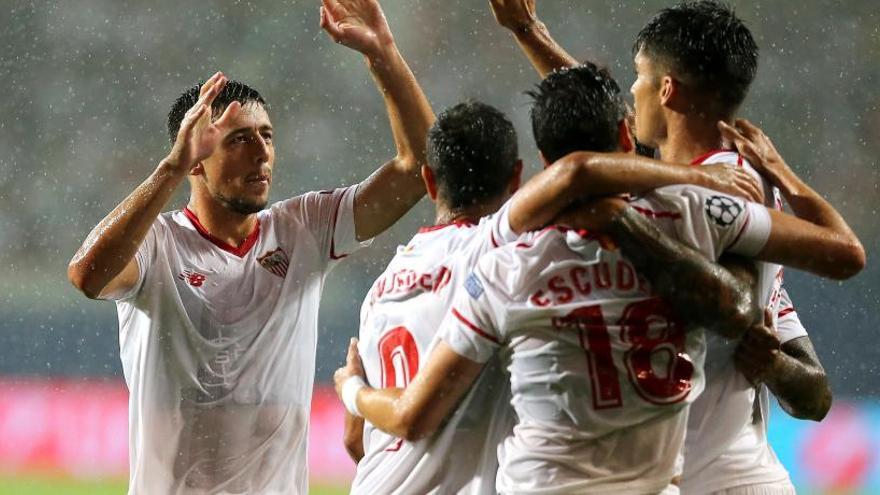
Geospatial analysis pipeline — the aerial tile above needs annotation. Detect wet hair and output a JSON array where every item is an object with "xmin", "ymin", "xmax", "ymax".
[
  {"xmin": 633, "ymin": 0, "xmax": 758, "ymax": 111},
  {"xmin": 426, "ymin": 100, "xmax": 518, "ymax": 210},
  {"xmin": 528, "ymin": 63, "xmax": 627, "ymax": 163},
  {"xmin": 167, "ymin": 80, "xmax": 267, "ymax": 143}
]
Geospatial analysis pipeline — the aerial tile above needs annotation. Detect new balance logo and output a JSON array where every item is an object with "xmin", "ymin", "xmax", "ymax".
[{"xmin": 178, "ymin": 270, "xmax": 207, "ymax": 287}]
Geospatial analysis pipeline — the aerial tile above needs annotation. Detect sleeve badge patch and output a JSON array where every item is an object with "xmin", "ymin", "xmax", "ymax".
[{"xmin": 705, "ymin": 195, "xmax": 744, "ymax": 227}]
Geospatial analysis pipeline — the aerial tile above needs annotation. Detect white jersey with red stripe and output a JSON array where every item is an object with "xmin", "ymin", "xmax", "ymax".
[
  {"xmin": 440, "ymin": 185, "xmax": 772, "ymax": 495},
  {"xmin": 109, "ymin": 187, "xmax": 369, "ymax": 495},
  {"xmin": 351, "ymin": 203, "xmax": 519, "ymax": 495},
  {"xmin": 682, "ymin": 151, "xmax": 798, "ymax": 493}
]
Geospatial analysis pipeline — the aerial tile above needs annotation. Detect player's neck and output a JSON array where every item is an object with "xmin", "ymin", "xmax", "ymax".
[
  {"xmin": 659, "ymin": 113, "xmax": 729, "ymax": 164},
  {"xmin": 186, "ymin": 197, "xmax": 259, "ymax": 247},
  {"xmin": 434, "ymin": 198, "xmax": 503, "ymax": 226}
]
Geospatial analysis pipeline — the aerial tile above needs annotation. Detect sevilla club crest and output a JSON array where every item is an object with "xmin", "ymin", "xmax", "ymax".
[{"xmin": 258, "ymin": 247, "xmax": 290, "ymax": 278}]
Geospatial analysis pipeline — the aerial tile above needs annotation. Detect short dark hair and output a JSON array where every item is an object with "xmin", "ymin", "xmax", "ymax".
[
  {"xmin": 167, "ymin": 80, "xmax": 267, "ymax": 143},
  {"xmin": 634, "ymin": 1, "xmax": 758, "ymax": 111},
  {"xmin": 426, "ymin": 101, "xmax": 518, "ymax": 210},
  {"xmin": 528, "ymin": 63, "xmax": 626, "ymax": 163}
]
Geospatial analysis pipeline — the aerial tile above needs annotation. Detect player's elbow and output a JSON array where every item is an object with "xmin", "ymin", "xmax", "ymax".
[
  {"xmin": 67, "ymin": 261, "xmax": 102, "ymax": 300},
  {"xmin": 391, "ymin": 409, "xmax": 436, "ymax": 442},
  {"xmin": 834, "ymin": 240, "xmax": 866, "ymax": 280},
  {"xmin": 795, "ymin": 375, "xmax": 833, "ymax": 422}
]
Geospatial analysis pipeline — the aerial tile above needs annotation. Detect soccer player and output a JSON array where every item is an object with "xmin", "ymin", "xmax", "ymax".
[
  {"xmin": 489, "ymin": 1, "xmax": 851, "ymax": 492},
  {"xmin": 66, "ymin": 0, "xmax": 435, "ymax": 490},
  {"xmin": 333, "ymin": 65, "xmax": 863, "ymax": 494}
]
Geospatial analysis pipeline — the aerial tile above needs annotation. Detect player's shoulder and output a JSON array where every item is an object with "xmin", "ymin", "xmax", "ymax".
[{"xmin": 473, "ymin": 228, "xmax": 568, "ymax": 292}]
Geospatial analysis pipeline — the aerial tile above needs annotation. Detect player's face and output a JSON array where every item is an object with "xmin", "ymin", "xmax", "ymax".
[
  {"xmin": 630, "ymin": 49, "xmax": 666, "ymax": 147},
  {"xmin": 201, "ymin": 103, "xmax": 275, "ymax": 215}
]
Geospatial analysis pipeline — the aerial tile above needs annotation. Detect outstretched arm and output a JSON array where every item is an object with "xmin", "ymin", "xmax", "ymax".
[
  {"xmin": 489, "ymin": 0, "xmax": 578, "ymax": 77},
  {"xmin": 720, "ymin": 119, "xmax": 865, "ymax": 279},
  {"xmin": 334, "ymin": 339, "xmax": 482, "ymax": 441},
  {"xmin": 320, "ymin": 0, "xmax": 434, "ymax": 241},
  {"xmin": 507, "ymin": 151, "xmax": 763, "ymax": 235},
  {"xmin": 68, "ymin": 73, "xmax": 240, "ymax": 299}
]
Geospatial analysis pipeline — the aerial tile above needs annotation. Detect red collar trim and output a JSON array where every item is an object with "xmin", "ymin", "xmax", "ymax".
[
  {"xmin": 690, "ymin": 148, "xmax": 737, "ymax": 166},
  {"xmin": 418, "ymin": 220, "xmax": 477, "ymax": 234},
  {"xmin": 183, "ymin": 207, "xmax": 261, "ymax": 258}
]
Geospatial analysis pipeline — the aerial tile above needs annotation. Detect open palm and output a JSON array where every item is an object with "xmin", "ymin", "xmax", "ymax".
[
  {"xmin": 168, "ymin": 72, "xmax": 240, "ymax": 169},
  {"xmin": 320, "ymin": 0, "xmax": 393, "ymax": 58}
]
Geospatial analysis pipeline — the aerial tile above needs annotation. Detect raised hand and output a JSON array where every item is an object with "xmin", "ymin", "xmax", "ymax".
[
  {"xmin": 165, "ymin": 71, "xmax": 241, "ymax": 173},
  {"xmin": 319, "ymin": 0, "xmax": 394, "ymax": 59},
  {"xmin": 718, "ymin": 119, "xmax": 793, "ymax": 191},
  {"xmin": 489, "ymin": 0, "xmax": 538, "ymax": 31},
  {"xmin": 701, "ymin": 164, "xmax": 765, "ymax": 203}
]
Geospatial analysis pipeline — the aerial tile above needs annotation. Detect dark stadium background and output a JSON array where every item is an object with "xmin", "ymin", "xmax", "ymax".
[{"xmin": 1, "ymin": 1, "xmax": 877, "ymax": 493}]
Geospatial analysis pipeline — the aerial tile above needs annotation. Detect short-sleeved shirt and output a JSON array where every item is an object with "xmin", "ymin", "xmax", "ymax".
[
  {"xmin": 111, "ymin": 187, "xmax": 369, "ymax": 494},
  {"xmin": 352, "ymin": 202, "xmax": 518, "ymax": 495},
  {"xmin": 440, "ymin": 185, "xmax": 771, "ymax": 494}
]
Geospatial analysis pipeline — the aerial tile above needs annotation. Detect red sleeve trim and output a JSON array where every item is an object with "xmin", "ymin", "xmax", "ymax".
[
  {"xmin": 452, "ymin": 307, "xmax": 499, "ymax": 344},
  {"xmin": 777, "ymin": 307, "xmax": 796, "ymax": 318},
  {"xmin": 631, "ymin": 205, "xmax": 682, "ymax": 220}
]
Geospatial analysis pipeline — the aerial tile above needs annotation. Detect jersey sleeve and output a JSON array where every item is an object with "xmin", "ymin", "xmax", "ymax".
[
  {"xmin": 104, "ymin": 215, "xmax": 162, "ymax": 301},
  {"xmin": 634, "ymin": 185, "xmax": 772, "ymax": 261},
  {"xmin": 775, "ymin": 287, "xmax": 808, "ymax": 344},
  {"xmin": 487, "ymin": 198, "xmax": 519, "ymax": 248},
  {"xmin": 438, "ymin": 257, "xmax": 509, "ymax": 364},
  {"xmin": 282, "ymin": 186, "xmax": 372, "ymax": 262}
]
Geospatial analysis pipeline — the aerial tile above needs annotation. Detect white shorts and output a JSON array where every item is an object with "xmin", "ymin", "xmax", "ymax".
[{"xmin": 706, "ymin": 480, "xmax": 796, "ymax": 495}]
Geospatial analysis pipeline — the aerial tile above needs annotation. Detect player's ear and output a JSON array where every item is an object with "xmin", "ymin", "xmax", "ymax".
[
  {"xmin": 508, "ymin": 159, "xmax": 524, "ymax": 194},
  {"xmin": 539, "ymin": 152, "xmax": 552, "ymax": 169},
  {"xmin": 660, "ymin": 75, "xmax": 676, "ymax": 107},
  {"xmin": 421, "ymin": 164, "xmax": 439, "ymax": 201},
  {"xmin": 617, "ymin": 120, "xmax": 634, "ymax": 153}
]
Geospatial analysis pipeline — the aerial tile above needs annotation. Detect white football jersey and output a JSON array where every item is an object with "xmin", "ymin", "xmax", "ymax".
[
  {"xmin": 110, "ymin": 187, "xmax": 369, "ymax": 495},
  {"xmin": 440, "ymin": 185, "xmax": 772, "ymax": 495},
  {"xmin": 352, "ymin": 202, "xmax": 518, "ymax": 495},
  {"xmin": 682, "ymin": 151, "xmax": 801, "ymax": 494}
]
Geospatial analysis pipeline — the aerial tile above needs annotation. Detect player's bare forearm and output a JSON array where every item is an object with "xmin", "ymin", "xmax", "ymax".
[
  {"xmin": 508, "ymin": 151, "xmax": 761, "ymax": 234},
  {"xmin": 605, "ymin": 205, "xmax": 759, "ymax": 338},
  {"xmin": 343, "ymin": 412, "xmax": 365, "ymax": 462},
  {"xmin": 764, "ymin": 337, "xmax": 832, "ymax": 421},
  {"xmin": 67, "ymin": 160, "xmax": 186, "ymax": 299},
  {"xmin": 352, "ymin": 40, "xmax": 434, "ymax": 241},
  {"xmin": 355, "ymin": 342, "xmax": 483, "ymax": 441},
  {"xmin": 510, "ymin": 19, "xmax": 579, "ymax": 77},
  {"xmin": 319, "ymin": 0, "xmax": 433, "ymax": 240},
  {"xmin": 759, "ymin": 209, "xmax": 864, "ymax": 280},
  {"xmin": 720, "ymin": 119, "xmax": 865, "ymax": 278}
]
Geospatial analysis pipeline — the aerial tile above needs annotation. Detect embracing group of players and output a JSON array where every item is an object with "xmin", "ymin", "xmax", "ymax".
[
  {"xmin": 68, "ymin": 0, "xmax": 866, "ymax": 494},
  {"xmin": 331, "ymin": 1, "xmax": 865, "ymax": 494}
]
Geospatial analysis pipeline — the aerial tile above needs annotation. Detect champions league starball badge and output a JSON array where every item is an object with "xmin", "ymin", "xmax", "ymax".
[{"xmin": 705, "ymin": 195, "xmax": 744, "ymax": 227}]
